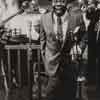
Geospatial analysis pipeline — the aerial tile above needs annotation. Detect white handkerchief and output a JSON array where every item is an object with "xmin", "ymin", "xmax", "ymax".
[{"xmin": 73, "ymin": 26, "xmax": 80, "ymax": 34}]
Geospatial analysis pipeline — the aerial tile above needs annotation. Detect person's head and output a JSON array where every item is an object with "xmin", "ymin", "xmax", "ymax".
[
  {"xmin": 96, "ymin": 0, "xmax": 100, "ymax": 9},
  {"xmin": 97, "ymin": 0, "xmax": 100, "ymax": 3},
  {"xmin": 52, "ymin": 0, "xmax": 68, "ymax": 16},
  {"xmin": 6, "ymin": 0, "xmax": 18, "ymax": 6},
  {"xmin": 29, "ymin": 0, "xmax": 39, "ymax": 11},
  {"xmin": 77, "ymin": 0, "xmax": 88, "ymax": 12}
]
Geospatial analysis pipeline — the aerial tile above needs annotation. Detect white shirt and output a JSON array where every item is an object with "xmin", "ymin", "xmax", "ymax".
[
  {"xmin": 4, "ymin": 12, "xmax": 41, "ymax": 40},
  {"xmin": 82, "ymin": 12, "xmax": 90, "ymax": 31},
  {"xmin": 23, "ymin": 13, "xmax": 41, "ymax": 40},
  {"xmin": 53, "ymin": 11, "xmax": 69, "ymax": 41}
]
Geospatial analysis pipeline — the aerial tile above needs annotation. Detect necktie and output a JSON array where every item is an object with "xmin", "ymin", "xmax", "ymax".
[{"xmin": 57, "ymin": 16, "xmax": 63, "ymax": 47}]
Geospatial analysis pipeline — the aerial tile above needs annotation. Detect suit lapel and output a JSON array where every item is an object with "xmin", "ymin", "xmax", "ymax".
[
  {"xmin": 48, "ymin": 12, "xmax": 55, "ymax": 34},
  {"xmin": 61, "ymin": 14, "xmax": 72, "ymax": 49},
  {"xmin": 47, "ymin": 12, "xmax": 76, "ymax": 50},
  {"xmin": 61, "ymin": 14, "xmax": 77, "ymax": 49}
]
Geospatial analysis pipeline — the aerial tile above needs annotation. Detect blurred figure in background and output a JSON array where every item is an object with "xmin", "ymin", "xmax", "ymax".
[
  {"xmin": 0, "ymin": 0, "xmax": 9, "ymax": 99},
  {"xmin": 0, "ymin": 0, "xmax": 7, "ymax": 22},
  {"xmin": 1, "ymin": 0, "xmax": 46, "ymax": 87},
  {"xmin": 22, "ymin": 0, "xmax": 41, "ymax": 40},
  {"xmin": 96, "ymin": 0, "xmax": 100, "ymax": 99},
  {"xmin": 86, "ymin": 0, "xmax": 98, "ymax": 85},
  {"xmin": 2, "ymin": 0, "xmax": 20, "ymax": 20}
]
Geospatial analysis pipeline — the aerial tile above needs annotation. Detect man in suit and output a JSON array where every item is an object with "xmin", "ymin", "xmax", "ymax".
[{"xmin": 40, "ymin": 0, "xmax": 85, "ymax": 99}]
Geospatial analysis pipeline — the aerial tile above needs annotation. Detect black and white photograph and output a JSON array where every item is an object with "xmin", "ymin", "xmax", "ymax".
[{"xmin": 0, "ymin": 0, "xmax": 97, "ymax": 100}]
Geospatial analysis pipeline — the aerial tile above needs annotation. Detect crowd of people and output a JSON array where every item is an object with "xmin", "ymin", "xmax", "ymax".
[{"xmin": 0, "ymin": 0, "xmax": 99, "ymax": 100}]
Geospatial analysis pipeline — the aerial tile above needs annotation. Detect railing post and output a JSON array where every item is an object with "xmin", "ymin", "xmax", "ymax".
[
  {"xmin": 17, "ymin": 49, "xmax": 21, "ymax": 87},
  {"xmin": 7, "ymin": 49, "xmax": 11, "ymax": 89},
  {"xmin": 37, "ymin": 49, "xmax": 41, "ymax": 100}
]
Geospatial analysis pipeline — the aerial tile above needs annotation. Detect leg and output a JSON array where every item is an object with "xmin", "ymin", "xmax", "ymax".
[{"xmin": 64, "ymin": 64, "xmax": 77, "ymax": 100}]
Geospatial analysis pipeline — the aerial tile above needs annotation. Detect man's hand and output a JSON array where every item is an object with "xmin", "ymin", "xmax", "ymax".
[
  {"xmin": 73, "ymin": 26, "xmax": 80, "ymax": 34},
  {"xmin": 70, "ymin": 44, "xmax": 82, "ymax": 62}
]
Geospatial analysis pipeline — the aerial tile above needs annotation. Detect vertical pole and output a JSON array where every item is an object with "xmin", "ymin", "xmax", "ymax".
[
  {"xmin": 17, "ymin": 49, "xmax": 21, "ymax": 87},
  {"xmin": 7, "ymin": 49, "xmax": 11, "ymax": 89},
  {"xmin": 27, "ymin": 46, "xmax": 32, "ymax": 100},
  {"xmin": 1, "ymin": 59, "xmax": 9, "ymax": 100},
  {"xmin": 37, "ymin": 49, "xmax": 41, "ymax": 100}
]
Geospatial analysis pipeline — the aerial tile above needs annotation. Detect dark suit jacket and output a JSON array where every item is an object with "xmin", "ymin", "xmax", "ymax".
[{"xmin": 40, "ymin": 10, "xmax": 85, "ymax": 76}]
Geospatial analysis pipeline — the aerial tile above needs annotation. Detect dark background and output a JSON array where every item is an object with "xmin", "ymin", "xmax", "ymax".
[{"xmin": 19, "ymin": 0, "xmax": 74, "ymax": 6}]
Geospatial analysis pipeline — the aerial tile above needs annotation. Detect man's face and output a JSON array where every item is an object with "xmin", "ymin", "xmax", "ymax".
[{"xmin": 52, "ymin": 0, "xmax": 67, "ymax": 16}]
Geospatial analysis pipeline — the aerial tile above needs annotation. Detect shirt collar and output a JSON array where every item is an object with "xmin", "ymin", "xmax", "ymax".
[{"xmin": 53, "ymin": 10, "xmax": 69, "ymax": 24}]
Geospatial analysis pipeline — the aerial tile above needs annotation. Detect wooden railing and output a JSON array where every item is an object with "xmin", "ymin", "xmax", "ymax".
[{"xmin": 4, "ymin": 43, "xmax": 41, "ymax": 100}]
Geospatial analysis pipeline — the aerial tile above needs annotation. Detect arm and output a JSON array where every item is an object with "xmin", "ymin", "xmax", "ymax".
[
  {"xmin": 75, "ymin": 12, "xmax": 86, "ymax": 43},
  {"xmin": 70, "ymin": 13, "xmax": 87, "ymax": 61},
  {"xmin": 77, "ymin": 13, "xmax": 88, "ymax": 52},
  {"xmin": 40, "ymin": 16, "xmax": 46, "ymax": 60}
]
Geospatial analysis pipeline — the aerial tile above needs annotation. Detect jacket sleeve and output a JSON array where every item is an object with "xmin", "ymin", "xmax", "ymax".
[
  {"xmin": 40, "ymin": 16, "xmax": 46, "ymax": 59},
  {"xmin": 77, "ymin": 13, "xmax": 88, "ymax": 52},
  {"xmin": 75, "ymin": 12, "xmax": 86, "ymax": 42}
]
